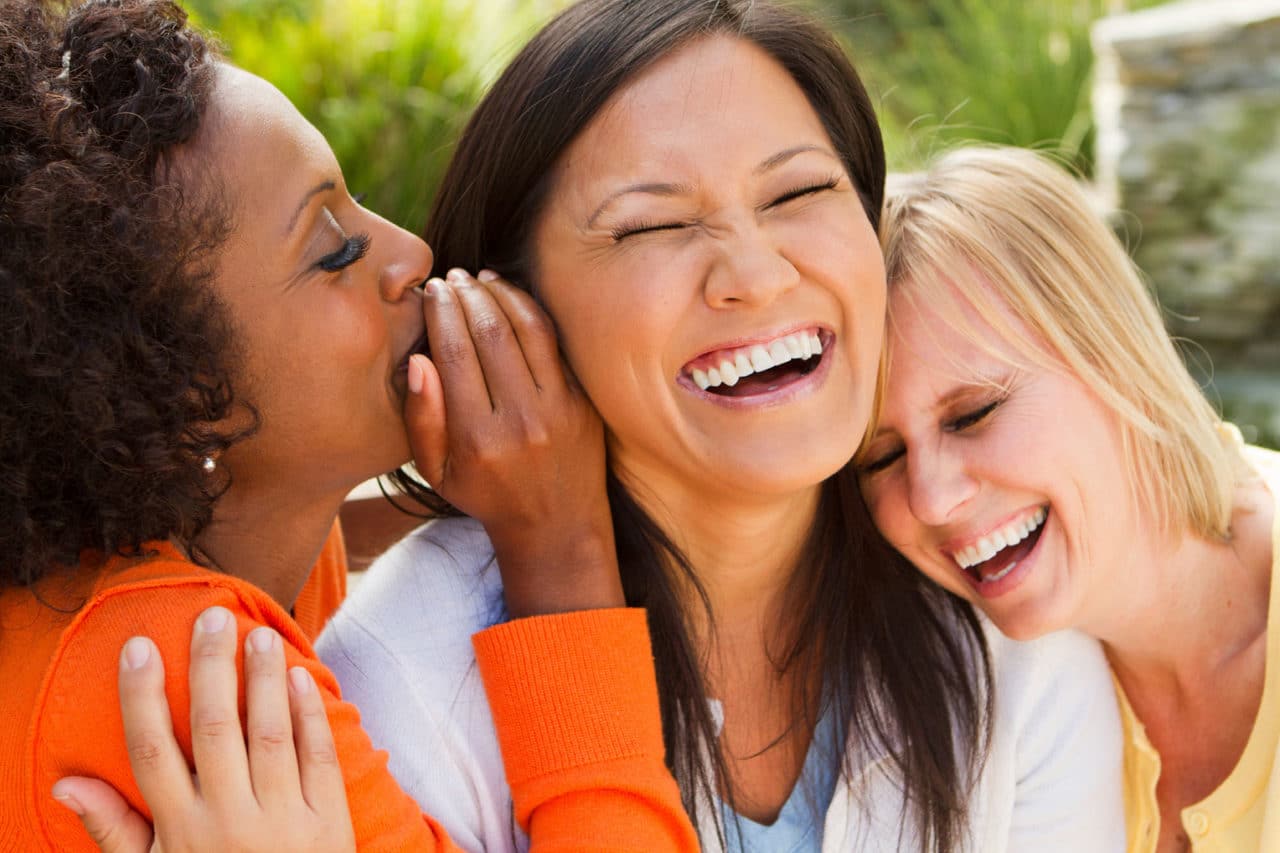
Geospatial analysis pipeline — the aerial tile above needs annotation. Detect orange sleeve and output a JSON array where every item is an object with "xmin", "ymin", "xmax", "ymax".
[
  {"xmin": 33, "ymin": 575, "xmax": 457, "ymax": 852},
  {"xmin": 32, "ymin": 573, "xmax": 696, "ymax": 852},
  {"xmin": 473, "ymin": 609, "xmax": 699, "ymax": 853}
]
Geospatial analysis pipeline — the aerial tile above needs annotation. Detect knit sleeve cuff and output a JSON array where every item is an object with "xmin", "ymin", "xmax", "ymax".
[{"xmin": 471, "ymin": 607, "xmax": 664, "ymax": 787}]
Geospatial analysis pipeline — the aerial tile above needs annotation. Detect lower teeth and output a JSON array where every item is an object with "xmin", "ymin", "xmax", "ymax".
[{"xmin": 981, "ymin": 561, "xmax": 1018, "ymax": 584}]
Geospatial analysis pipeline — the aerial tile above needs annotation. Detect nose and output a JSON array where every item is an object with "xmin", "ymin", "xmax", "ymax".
[
  {"xmin": 378, "ymin": 222, "xmax": 434, "ymax": 302},
  {"xmin": 905, "ymin": 441, "xmax": 977, "ymax": 528},
  {"xmin": 703, "ymin": 225, "xmax": 800, "ymax": 309}
]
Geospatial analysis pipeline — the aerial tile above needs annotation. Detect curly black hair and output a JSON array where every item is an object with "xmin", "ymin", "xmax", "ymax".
[{"xmin": 0, "ymin": 0, "xmax": 247, "ymax": 587}]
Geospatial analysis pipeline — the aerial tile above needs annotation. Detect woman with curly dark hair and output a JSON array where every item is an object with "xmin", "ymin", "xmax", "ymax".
[{"xmin": 0, "ymin": 0, "xmax": 698, "ymax": 850}]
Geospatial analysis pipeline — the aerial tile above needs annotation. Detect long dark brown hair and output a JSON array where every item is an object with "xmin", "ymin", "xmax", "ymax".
[{"xmin": 420, "ymin": 0, "xmax": 991, "ymax": 847}]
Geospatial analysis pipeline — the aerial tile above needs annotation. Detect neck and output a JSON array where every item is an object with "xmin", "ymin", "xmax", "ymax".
[
  {"xmin": 196, "ymin": 477, "xmax": 349, "ymax": 609},
  {"xmin": 1097, "ymin": 504, "xmax": 1271, "ymax": 702},
  {"xmin": 616, "ymin": 459, "xmax": 820, "ymax": 648}
]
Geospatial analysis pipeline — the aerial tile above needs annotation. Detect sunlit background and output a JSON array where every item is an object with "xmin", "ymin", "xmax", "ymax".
[
  {"xmin": 188, "ymin": 0, "xmax": 1280, "ymax": 448},
  {"xmin": 187, "ymin": 0, "xmax": 1158, "ymax": 226}
]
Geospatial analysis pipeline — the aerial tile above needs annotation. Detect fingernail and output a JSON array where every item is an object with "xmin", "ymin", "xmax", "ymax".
[
  {"xmin": 477, "ymin": 269, "xmax": 498, "ymax": 282},
  {"xmin": 122, "ymin": 636, "xmax": 151, "ymax": 671},
  {"xmin": 446, "ymin": 268, "xmax": 469, "ymax": 285},
  {"xmin": 408, "ymin": 354, "xmax": 426, "ymax": 395},
  {"xmin": 288, "ymin": 666, "xmax": 313, "ymax": 695},
  {"xmin": 51, "ymin": 786, "xmax": 85, "ymax": 816},
  {"xmin": 424, "ymin": 277, "xmax": 447, "ymax": 299},
  {"xmin": 196, "ymin": 606, "xmax": 230, "ymax": 635},
  {"xmin": 247, "ymin": 626, "xmax": 277, "ymax": 655}
]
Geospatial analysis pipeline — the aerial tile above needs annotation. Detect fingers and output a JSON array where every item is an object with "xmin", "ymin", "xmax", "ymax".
[
  {"xmin": 448, "ymin": 270, "xmax": 540, "ymax": 409},
  {"xmin": 420, "ymin": 275, "xmax": 491, "ymax": 417},
  {"xmin": 187, "ymin": 606, "xmax": 251, "ymax": 802},
  {"xmin": 243, "ymin": 626, "xmax": 301, "ymax": 809},
  {"xmin": 287, "ymin": 666, "xmax": 351, "ymax": 817},
  {"xmin": 52, "ymin": 777, "xmax": 154, "ymax": 853},
  {"xmin": 116, "ymin": 634, "xmax": 196, "ymax": 812},
  {"xmin": 474, "ymin": 270, "xmax": 567, "ymax": 397},
  {"xmin": 404, "ymin": 353, "xmax": 448, "ymax": 486}
]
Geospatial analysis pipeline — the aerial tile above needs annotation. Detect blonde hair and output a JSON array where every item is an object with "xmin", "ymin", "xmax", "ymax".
[{"xmin": 879, "ymin": 145, "xmax": 1238, "ymax": 540}]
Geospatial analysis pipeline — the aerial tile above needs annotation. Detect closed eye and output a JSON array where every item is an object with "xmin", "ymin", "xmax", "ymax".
[
  {"xmin": 318, "ymin": 233, "xmax": 371, "ymax": 273},
  {"xmin": 610, "ymin": 220, "xmax": 688, "ymax": 241},
  {"xmin": 767, "ymin": 177, "xmax": 839, "ymax": 209},
  {"xmin": 858, "ymin": 445, "xmax": 904, "ymax": 475},
  {"xmin": 946, "ymin": 399, "xmax": 1000, "ymax": 432}
]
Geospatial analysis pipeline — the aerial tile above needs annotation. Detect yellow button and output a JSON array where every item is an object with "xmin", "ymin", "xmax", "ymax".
[{"xmin": 1188, "ymin": 811, "xmax": 1210, "ymax": 836}]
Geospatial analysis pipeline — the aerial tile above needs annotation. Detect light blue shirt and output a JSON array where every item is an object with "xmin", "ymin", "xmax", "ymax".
[{"xmin": 719, "ymin": 705, "xmax": 841, "ymax": 853}]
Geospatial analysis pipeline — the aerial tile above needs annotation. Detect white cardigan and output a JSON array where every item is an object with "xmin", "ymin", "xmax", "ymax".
[{"xmin": 317, "ymin": 517, "xmax": 1126, "ymax": 852}]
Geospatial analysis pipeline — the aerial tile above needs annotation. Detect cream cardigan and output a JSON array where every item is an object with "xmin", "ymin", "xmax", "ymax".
[{"xmin": 318, "ymin": 517, "xmax": 1126, "ymax": 852}]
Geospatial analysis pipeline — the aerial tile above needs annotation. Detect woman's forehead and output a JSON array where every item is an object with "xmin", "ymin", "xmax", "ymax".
[
  {"xmin": 549, "ymin": 36, "xmax": 837, "ymax": 200},
  {"xmin": 181, "ymin": 64, "xmax": 337, "ymax": 219}
]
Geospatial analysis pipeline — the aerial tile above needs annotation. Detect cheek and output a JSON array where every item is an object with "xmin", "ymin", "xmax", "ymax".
[
  {"xmin": 862, "ymin": 480, "xmax": 895, "ymax": 536},
  {"xmin": 542, "ymin": 258, "xmax": 685, "ymax": 386},
  {"xmin": 864, "ymin": 477, "xmax": 913, "ymax": 547},
  {"xmin": 797, "ymin": 211, "xmax": 886, "ymax": 361},
  {"xmin": 867, "ymin": 481, "xmax": 960, "ymax": 587},
  {"xmin": 269, "ymin": 292, "xmax": 389, "ymax": 410}
]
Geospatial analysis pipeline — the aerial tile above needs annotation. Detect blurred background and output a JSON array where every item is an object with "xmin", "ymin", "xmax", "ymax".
[
  {"xmin": 187, "ymin": 0, "xmax": 1161, "ymax": 226},
  {"xmin": 188, "ymin": 0, "xmax": 1280, "ymax": 447}
]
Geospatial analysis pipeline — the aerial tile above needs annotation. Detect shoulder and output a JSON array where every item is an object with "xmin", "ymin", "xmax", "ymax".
[
  {"xmin": 971, "ymin": 627, "xmax": 1125, "ymax": 852},
  {"xmin": 982, "ymin": 624, "xmax": 1115, "ymax": 735},
  {"xmin": 1241, "ymin": 442, "xmax": 1280, "ymax": 487},
  {"xmin": 27, "ymin": 560, "xmax": 298, "ymax": 849},
  {"xmin": 316, "ymin": 516, "xmax": 521, "ymax": 852},
  {"xmin": 319, "ymin": 516, "xmax": 505, "ymax": 669}
]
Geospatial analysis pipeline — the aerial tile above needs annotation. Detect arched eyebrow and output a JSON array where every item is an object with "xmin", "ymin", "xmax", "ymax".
[
  {"xmin": 753, "ymin": 144, "xmax": 837, "ymax": 175},
  {"xmin": 586, "ymin": 181, "xmax": 695, "ymax": 230},
  {"xmin": 584, "ymin": 146, "xmax": 841, "ymax": 229},
  {"xmin": 287, "ymin": 180, "xmax": 337, "ymax": 234}
]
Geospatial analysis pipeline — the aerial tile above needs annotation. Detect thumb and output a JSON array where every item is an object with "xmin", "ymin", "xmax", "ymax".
[
  {"xmin": 52, "ymin": 777, "xmax": 155, "ymax": 853},
  {"xmin": 404, "ymin": 354, "xmax": 448, "ymax": 487}
]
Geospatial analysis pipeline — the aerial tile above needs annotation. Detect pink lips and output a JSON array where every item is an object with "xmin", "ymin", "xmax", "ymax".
[
  {"xmin": 954, "ymin": 509, "xmax": 1051, "ymax": 599},
  {"xmin": 677, "ymin": 330, "xmax": 835, "ymax": 409}
]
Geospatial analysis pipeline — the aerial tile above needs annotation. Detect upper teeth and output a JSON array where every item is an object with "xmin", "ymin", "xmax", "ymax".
[
  {"xmin": 952, "ymin": 507, "xmax": 1046, "ymax": 569},
  {"xmin": 690, "ymin": 331, "xmax": 823, "ymax": 391}
]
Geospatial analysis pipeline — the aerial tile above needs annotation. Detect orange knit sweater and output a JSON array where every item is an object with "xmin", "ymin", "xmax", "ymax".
[{"xmin": 0, "ymin": 526, "xmax": 696, "ymax": 851}]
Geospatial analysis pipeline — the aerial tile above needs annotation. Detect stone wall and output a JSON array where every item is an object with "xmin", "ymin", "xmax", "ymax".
[{"xmin": 1093, "ymin": 0, "xmax": 1280, "ymax": 444}]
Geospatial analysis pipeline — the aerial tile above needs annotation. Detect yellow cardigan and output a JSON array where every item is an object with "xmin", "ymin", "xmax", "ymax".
[{"xmin": 1118, "ymin": 442, "xmax": 1280, "ymax": 852}]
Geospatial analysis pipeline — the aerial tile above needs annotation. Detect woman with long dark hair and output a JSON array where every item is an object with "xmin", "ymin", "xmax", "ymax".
[
  {"xmin": 0, "ymin": 0, "xmax": 699, "ymax": 849},
  {"xmin": 319, "ymin": 1, "xmax": 1126, "ymax": 849}
]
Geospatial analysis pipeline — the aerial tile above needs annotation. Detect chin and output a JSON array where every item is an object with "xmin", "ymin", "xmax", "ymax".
[
  {"xmin": 715, "ymin": 457, "xmax": 850, "ymax": 499},
  {"xmin": 981, "ymin": 601, "xmax": 1066, "ymax": 642}
]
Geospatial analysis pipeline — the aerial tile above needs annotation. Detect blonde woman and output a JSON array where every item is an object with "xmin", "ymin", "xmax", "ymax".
[{"xmin": 860, "ymin": 145, "xmax": 1275, "ymax": 853}]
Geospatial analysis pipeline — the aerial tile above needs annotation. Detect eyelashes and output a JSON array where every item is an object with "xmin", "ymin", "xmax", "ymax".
[
  {"xmin": 767, "ymin": 177, "xmax": 839, "ymax": 208},
  {"xmin": 318, "ymin": 233, "xmax": 371, "ymax": 272},
  {"xmin": 609, "ymin": 177, "xmax": 842, "ymax": 241},
  {"xmin": 858, "ymin": 397, "xmax": 1006, "ymax": 476},
  {"xmin": 315, "ymin": 192, "xmax": 371, "ymax": 273},
  {"xmin": 858, "ymin": 446, "xmax": 904, "ymax": 475},
  {"xmin": 610, "ymin": 220, "xmax": 684, "ymax": 241},
  {"xmin": 946, "ymin": 399, "xmax": 1001, "ymax": 433}
]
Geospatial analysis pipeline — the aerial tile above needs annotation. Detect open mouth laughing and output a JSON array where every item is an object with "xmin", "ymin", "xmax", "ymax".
[
  {"xmin": 947, "ymin": 505, "xmax": 1048, "ymax": 586},
  {"xmin": 681, "ymin": 327, "xmax": 831, "ymax": 399}
]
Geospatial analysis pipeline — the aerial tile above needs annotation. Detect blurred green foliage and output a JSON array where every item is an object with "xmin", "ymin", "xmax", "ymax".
[
  {"xmin": 187, "ymin": 0, "xmax": 567, "ymax": 229},
  {"xmin": 812, "ymin": 0, "xmax": 1167, "ymax": 174},
  {"xmin": 190, "ymin": 0, "xmax": 1171, "ymax": 221}
]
